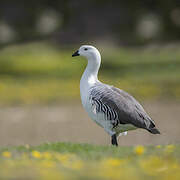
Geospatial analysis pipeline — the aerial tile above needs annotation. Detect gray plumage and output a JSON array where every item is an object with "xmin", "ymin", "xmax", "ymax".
[{"xmin": 89, "ymin": 82, "xmax": 160, "ymax": 134}]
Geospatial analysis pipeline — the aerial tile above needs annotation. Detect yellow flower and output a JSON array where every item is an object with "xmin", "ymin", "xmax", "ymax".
[
  {"xmin": 2, "ymin": 151, "xmax": 11, "ymax": 158},
  {"xmin": 134, "ymin": 145, "xmax": 145, "ymax": 155},
  {"xmin": 156, "ymin": 145, "xmax": 161, "ymax": 148},
  {"xmin": 165, "ymin": 144, "xmax": 175, "ymax": 153},
  {"xmin": 31, "ymin": 151, "xmax": 41, "ymax": 158}
]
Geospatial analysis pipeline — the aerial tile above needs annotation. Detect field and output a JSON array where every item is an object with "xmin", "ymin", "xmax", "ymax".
[
  {"xmin": 0, "ymin": 42, "xmax": 179, "ymax": 179},
  {"xmin": 0, "ymin": 142, "xmax": 180, "ymax": 179},
  {"xmin": 0, "ymin": 42, "xmax": 180, "ymax": 105}
]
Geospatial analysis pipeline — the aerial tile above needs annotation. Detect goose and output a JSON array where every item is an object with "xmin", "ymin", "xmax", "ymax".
[{"xmin": 72, "ymin": 45, "xmax": 160, "ymax": 146}]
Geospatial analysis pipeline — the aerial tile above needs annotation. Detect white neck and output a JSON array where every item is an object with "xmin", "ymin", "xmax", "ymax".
[
  {"xmin": 80, "ymin": 54, "xmax": 101, "ymax": 105},
  {"xmin": 81, "ymin": 55, "xmax": 101, "ymax": 85}
]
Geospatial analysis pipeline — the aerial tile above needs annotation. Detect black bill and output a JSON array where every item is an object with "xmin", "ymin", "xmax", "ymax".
[{"xmin": 72, "ymin": 50, "xmax": 80, "ymax": 57}]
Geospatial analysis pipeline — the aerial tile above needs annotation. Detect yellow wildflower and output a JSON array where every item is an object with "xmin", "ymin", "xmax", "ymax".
[
  {"xmin": 31, "ymin": 151, "xmax": 41, "ymax": 158},
  {"xmin": 156, "ymin": 145, "xmax": 161, "ymax": 148},
  {"xmin": 134, "ymin": 145, "xmax": 145, "ymax": 155},
  {"xmin": 2, "ymin": 151, "xmax": 11, "ymax": 158}
]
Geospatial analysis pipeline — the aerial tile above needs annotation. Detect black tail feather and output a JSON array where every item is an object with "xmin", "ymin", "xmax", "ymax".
[{"xmin": 148, "ymin": 127, "xmax": 160, "ymax": 134}]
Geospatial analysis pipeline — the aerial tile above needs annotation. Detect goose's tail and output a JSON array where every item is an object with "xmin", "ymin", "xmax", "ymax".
[
  {"xmin": 148, "ymin": 127, "xmax": 160, "ymax": 134},
  {"xmin": 145, "ymin": 118, "xmax": 160, "ymax": 134}
]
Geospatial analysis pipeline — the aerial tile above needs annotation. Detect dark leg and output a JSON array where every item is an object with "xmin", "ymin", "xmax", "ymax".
[{"xmin": 111, "ymin": 134, "xmax": 118, "ymax": 146}]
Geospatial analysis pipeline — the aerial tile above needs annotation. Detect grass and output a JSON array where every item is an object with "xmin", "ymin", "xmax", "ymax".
[
  {"xmin": 0, "ymin": 42, "xmax": 179, "ymax": 105},
  {"xmin": 0, "ymin": 142, "xmax": 180, "ymax": 179}
]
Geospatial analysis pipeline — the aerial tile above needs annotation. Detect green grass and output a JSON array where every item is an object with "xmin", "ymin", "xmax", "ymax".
[
  {"xmin": 0, "ymin": 142, "xmax": 180, "ymax": 179},
  {"xmin": 15, "ymin": 142, "xmax": 180, "ymax": 159},
  {"xmin": 3, "ymin": 142, "xmax": 135, "ymax": 160},
  {"xmin": 0, "ymin": 42, "xmax": 180, "ymax": 105}
]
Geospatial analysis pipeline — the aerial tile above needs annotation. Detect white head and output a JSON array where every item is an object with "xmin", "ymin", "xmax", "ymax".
[{"xmin": 72, "ymin": 45, "xmax": 101, "ymax": 62}]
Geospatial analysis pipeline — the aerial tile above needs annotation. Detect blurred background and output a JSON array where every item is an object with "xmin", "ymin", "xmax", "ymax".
[{"xmin": 0, "ymin": 0, "xmax": 179, "ymax": 146}]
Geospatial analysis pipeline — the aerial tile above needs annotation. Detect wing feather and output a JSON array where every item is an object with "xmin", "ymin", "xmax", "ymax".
[{"xmin": 89, "ymin": 83, "xmax": 158, "ymax": 132}]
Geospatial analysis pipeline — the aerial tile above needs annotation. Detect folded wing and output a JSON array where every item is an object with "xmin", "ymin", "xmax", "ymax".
[{"xmin": 89, "ymin": 83, "xmax": 160, "ymax": 134}]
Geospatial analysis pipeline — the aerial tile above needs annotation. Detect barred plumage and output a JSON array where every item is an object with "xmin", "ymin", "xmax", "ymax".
[
  {"xmin": 88, "ymin": 82, "xmax": 160, "ymax": 134},
  {"xmin": 89, "ymin": 85, "xmax": 119, "ymax": 128}
]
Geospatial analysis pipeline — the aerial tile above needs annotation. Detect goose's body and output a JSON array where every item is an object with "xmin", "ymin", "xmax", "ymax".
[{"xmin": 72, "ymin": 45, "xmax": 160, "ymax": 146}]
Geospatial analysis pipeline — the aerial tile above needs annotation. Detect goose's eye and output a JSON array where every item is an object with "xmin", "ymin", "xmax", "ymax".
[{"xmin": 84, "ymin": 48, "xmax": 88, "ymax": 51}]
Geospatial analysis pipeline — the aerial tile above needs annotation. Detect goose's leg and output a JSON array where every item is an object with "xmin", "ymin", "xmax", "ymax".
[{"xmin": 111, "ymin": 134, "xmax": 118, "ymax": 146}]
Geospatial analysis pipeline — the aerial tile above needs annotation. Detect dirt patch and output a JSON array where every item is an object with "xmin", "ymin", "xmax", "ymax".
[{"xmin": 0, "ymin": 101, "xmax": 179, "ymax": 147}]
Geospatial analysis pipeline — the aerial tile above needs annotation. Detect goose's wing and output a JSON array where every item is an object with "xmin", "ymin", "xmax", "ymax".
[{"xmin": 89, "ymin": 83, "xmax": 160, "ymax": 134}]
